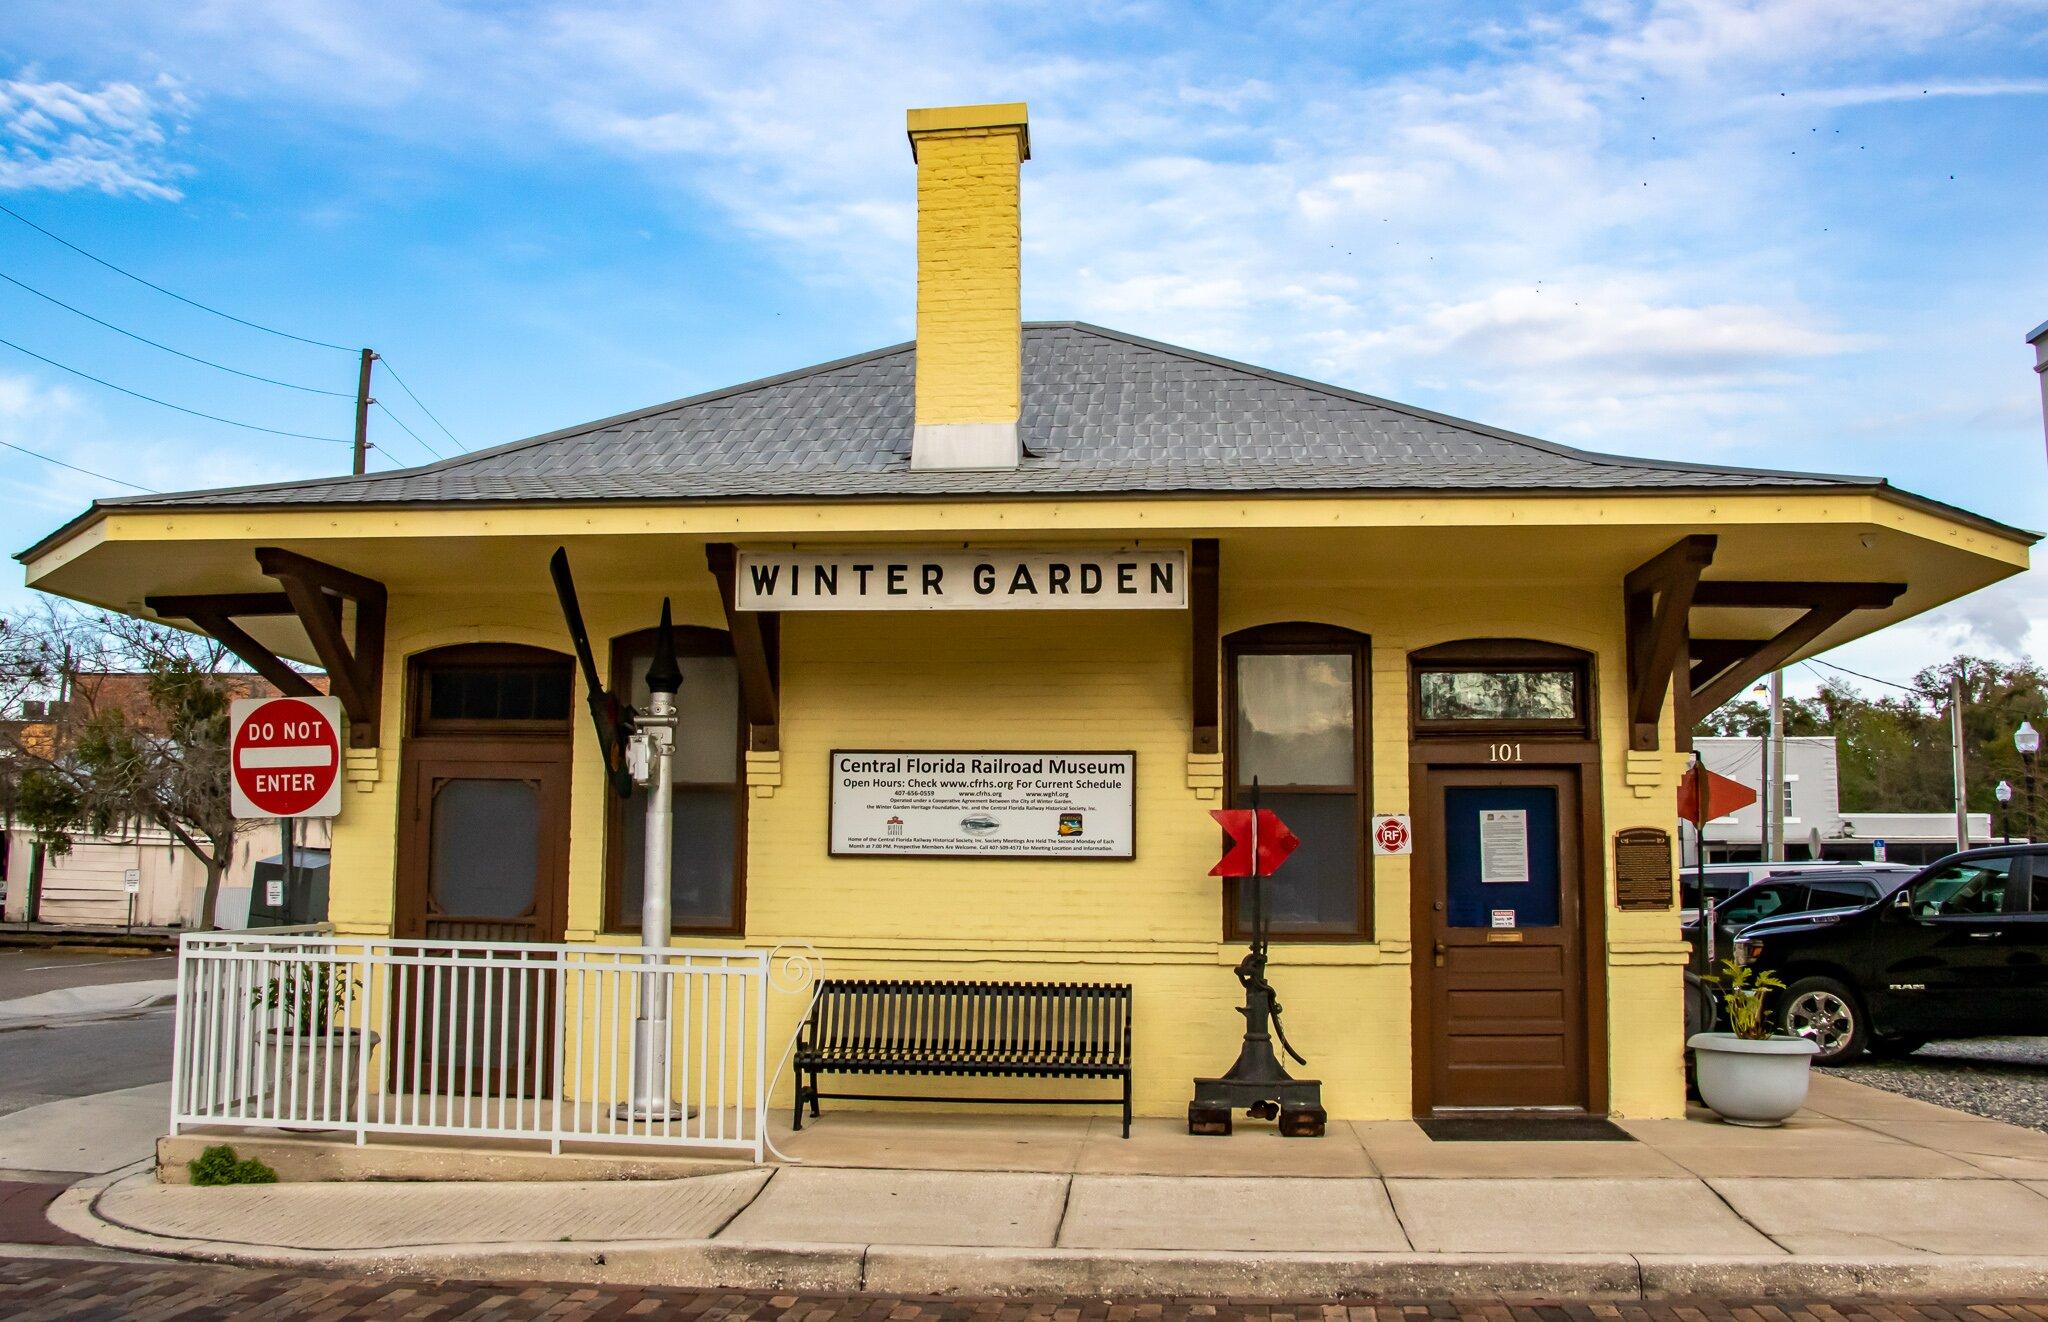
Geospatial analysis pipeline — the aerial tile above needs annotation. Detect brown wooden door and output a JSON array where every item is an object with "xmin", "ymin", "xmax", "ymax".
[
  {"xmin": 396, "ymin": 740, "xmax": 571, "ymax": 1096},
  {"xmin": 1418, "ymin": 766, "xmax": 1586, "ymax": 1111}
]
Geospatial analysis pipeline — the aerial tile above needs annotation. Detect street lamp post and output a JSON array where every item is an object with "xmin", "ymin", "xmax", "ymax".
[
  {"xmin": 2018, "ymin": 721, "xmax": 2041, "ymax": 845},
  {"xmin": 1996, "ymin": 780, "xmax": 2015, "ymax": 845}
]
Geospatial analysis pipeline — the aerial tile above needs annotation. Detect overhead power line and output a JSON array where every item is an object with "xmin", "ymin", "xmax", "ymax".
[
  {"xmin": 1806, "ymin": 656, "xmax": 1925, "ymax": 696},
  {"xmin": 375, "ymin": 356, "xmax": 465, "ymax": 452},
  {"xmin": 0, "ymin": 201, "xmax": 354, "ymax": 353},
  {"xmin": 0, "ymin": 438, "xmax": 156, "ymax": 493},
  {"xmin": 0, "ymin": 269, "xmax": 352, "ymax": 397},
  {"xmin": 0, "ymin": 334, "xmax": 349, "ymax": 444},
  {"xmin": 372, "ymin": 399, "xmax": 444, "ymax": 462}
]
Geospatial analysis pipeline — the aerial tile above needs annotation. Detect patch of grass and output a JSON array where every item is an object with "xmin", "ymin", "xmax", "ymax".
[{"xmin": 187, "ymin": 1144, "xmax": 279, "ymax": 1186}]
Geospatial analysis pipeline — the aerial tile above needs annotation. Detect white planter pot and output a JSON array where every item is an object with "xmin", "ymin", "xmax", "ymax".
[
  {"xmin": 1688, "ymin": 1031, "xmax": 1819, "ymax": 1127},
  {"xmin": 262, "ymin": 1028, "xmax": 380, "ymax": 1127}
]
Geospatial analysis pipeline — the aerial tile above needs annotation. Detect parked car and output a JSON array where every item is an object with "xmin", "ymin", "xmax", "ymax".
[
  {"xmin": 1679, "ymin": 860, "xmax": 1908, "ymax": 924},
  {"xmin": 1684, "ymin": 865, "xmax": 1920, "ymax": 961},
  {"xmin": 1731, "ymin": 845, "xmax": 2048, "ymax": 1064}
]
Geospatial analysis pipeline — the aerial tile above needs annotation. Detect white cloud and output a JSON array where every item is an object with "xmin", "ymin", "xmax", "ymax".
[{"xmin": 0, "ymin": 74, "xmax": 192, "ymax": 199}]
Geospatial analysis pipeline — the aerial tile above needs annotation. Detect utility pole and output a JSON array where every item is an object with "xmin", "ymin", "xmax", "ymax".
[
  {"xmin": 1756, "ymin": 686, "xmax": 1772, "ymax": 864},
  {"xmin": 352, "ymin": 348, "xmax": 376, "ymax": 476},
  {"xmin": 1768, "ymin": 671, "xmax": 1786, "ymax": 862},
  {"xmin": 1951, "ymin": 672, "xmax": 1970, "ymax": 853}
]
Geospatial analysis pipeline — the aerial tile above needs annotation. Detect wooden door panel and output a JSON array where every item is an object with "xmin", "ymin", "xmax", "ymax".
[
  {"xmin": 1419, "ymin": 766, "xmax": 1587, "ymax": 1111},
  {"xmin": 396, "ymin": 741, "xmax": 571, "ymax": 1098}
]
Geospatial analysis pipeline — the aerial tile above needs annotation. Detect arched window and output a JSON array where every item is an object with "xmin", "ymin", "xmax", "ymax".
[
  {"xmin": 1224, "ymin": 623, "xmax": 1372, "ymax": 941},
  {"xmin": 603, "ymin": 626, "xmax": 745, "ymax": 935}
]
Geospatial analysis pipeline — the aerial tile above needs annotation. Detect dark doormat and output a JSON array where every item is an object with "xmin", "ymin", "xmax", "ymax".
[{"xmin": 1418, "ymin": 1115, "xmax": 1634, "ymax": 1142}]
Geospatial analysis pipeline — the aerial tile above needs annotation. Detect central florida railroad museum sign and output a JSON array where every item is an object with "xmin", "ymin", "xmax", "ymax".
[
  {"xmin": 737, "ymin": 549, "xmax": 1186, "ymax": 611},
  {"xmin": 831, "ymin": 751, "xmax": 1137, "ymax": 858}
]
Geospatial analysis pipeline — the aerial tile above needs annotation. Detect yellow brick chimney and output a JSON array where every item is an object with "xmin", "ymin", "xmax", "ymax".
[{"xmin": 906, "ymin": 102, "xmax": 1029, "ymax": 470}]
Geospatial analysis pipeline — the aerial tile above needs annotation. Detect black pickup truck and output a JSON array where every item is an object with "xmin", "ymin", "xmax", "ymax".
[{"xmin": 1732, "ymin": 845, "xmax": 2048, "ymax": 1064}]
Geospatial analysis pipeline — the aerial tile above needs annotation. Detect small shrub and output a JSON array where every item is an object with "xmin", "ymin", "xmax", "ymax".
[{"xmin": 187, "ymin": 1144, "xmax": 279, "ymax": 1187}]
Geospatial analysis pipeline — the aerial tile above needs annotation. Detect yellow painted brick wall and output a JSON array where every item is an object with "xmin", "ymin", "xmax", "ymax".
[
  {"xmin": 323, "ymin": 530, "xmax": 1692, "ymax": 1123},
  {"xmin": 912, "ymin": 125, "xmax": 1024, "ymax": 426}
]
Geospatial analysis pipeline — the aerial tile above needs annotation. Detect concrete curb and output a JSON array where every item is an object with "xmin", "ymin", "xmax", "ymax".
[{"xmin": 45, "ymin": 1172, "xmax": 2048, "ymax": 1299}]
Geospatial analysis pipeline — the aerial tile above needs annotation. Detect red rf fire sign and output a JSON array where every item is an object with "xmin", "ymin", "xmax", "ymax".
[{"xmin": 230, "ymin": 695, "xmax": 343, "ymax": 819}]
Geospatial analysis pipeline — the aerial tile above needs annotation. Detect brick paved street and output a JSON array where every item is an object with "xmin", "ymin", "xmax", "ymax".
[{"xmin": 2, "ymin": 1257, "xmax": 2046, "ymax": 1321}]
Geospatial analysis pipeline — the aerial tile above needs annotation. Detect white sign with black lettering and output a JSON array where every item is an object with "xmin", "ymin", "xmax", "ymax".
[
  {"xmin": 830, "ymin": 751, "xmax": 1135, "ymax": 857},
  {"xmin": 1479, "ymin": 809, "xmax": 1530, "ymax": 884},
  {"xmin": 736, "ymin": 549, "xmax": 1186, "ymax": 611}
]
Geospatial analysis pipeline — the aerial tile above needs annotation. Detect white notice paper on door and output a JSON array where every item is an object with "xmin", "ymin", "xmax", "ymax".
[{"xmin": 1479, "ymin": 809, "xmax": 1529, "ymax": 884}]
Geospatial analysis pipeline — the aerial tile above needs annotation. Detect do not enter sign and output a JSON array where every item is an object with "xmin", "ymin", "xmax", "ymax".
[{"xmin": 230, "ymin": 695, "xmax": 343, "ymax": 819}]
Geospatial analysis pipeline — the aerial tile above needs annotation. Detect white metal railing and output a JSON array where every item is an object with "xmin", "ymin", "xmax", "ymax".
[{"xmin": 169, "ymin": 932, "xmax": 818, "ymax": 1162}]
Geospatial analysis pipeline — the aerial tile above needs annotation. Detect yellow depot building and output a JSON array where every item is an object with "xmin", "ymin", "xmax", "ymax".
[{"xmin": 19, "ymin": 103, "xmax": 2033, "ymax": 1136}]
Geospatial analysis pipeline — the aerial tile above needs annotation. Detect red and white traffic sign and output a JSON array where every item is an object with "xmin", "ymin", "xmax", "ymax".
[
  {"xmin": 1372, "ymin": 814, "xmax": 1413, "ymax": 856},
  {"xmin": 230, "ymin": 695, "xmax": 343, "ymax": 819}
]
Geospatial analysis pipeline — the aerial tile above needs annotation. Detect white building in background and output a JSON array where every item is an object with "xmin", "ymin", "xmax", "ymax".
[
  {"xmin": 2, "ymin": 817, "xmax": 331, "ymax": 930},
  {"xmin": 1688, "ymin": 735, "xmax": 1995, "ymax": 867}
]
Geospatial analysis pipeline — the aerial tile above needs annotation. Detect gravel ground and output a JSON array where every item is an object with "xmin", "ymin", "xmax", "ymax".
[{"xmin": 1835, "ymin": 1035, "xmax": 2048, "ymax": 1131}]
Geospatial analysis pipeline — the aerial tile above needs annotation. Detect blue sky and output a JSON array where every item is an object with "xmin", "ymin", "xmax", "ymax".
[{"xmin": 2, "ymin": 0, "xmax": 2045, "ymax": 695}]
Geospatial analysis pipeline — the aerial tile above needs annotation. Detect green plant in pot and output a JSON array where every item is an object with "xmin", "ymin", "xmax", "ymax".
[
  {"xmin": 1687, "ymin": 957, "xmax": 1819, "ymax": 1127},
  {"xmin": 251, "ymin": 958, "xmax": 379, "ymax": 1128}
]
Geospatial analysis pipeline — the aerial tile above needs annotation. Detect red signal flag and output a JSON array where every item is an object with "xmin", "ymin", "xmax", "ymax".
[
  {"xmin": 1209, "ymin": 808, "xmax": 1301, "ymax": 878},
  {"xmin": 1677, "ymin": 764, "xmax": 1758, "ymax": 826}
]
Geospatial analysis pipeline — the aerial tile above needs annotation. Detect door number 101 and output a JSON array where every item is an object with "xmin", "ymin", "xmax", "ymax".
[{"xmin": 1488, "ymin": 742, "xmax": 1524, "ymax": 762}]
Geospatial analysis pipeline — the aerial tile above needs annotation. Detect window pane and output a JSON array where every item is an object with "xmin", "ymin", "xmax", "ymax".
[
  {"xmin": 428, "ymin": 666, "xmax": 571, "ymax": 722},
  {"xmin": 623, "ymin": 648, "xmax": 739, "ymax": 783},
  {"xmin": 1234, "ymin": 791, "xmax": 1359, "ymax": 932},
  {"xmin": 622, "ymin": 788, "xmax": 738, "ymax": 928},
  {"xmin": 1235, "ymin": 653, "xmax": 1355, "ymax": 786},
  {"xmin": 1418, "ymin": 670, "xmax": 1575, "ymax": 722},
  {"xmin": 1912, "ymin": 857, "xmax": 2012, "ymax": 917},
  {"xmin": 430, "ymin": 779, "xmax": 539, "ymax": 918}
]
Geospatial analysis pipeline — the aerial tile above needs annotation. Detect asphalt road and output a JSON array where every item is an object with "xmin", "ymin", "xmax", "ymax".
[{"xmin": 0, "ymin": 950, "xmax": 174, "ymax": 1118}]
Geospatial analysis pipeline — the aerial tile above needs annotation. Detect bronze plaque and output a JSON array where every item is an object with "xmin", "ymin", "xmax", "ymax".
[{"xmin": 1614, "ymin": 827, "xmax": 1673, "ymax": 911}]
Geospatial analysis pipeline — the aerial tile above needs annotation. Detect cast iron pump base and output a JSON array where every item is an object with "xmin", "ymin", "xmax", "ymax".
[{"xmin": 1188, "ymin": 948, "xmax": 1326, "ymax": 1137}]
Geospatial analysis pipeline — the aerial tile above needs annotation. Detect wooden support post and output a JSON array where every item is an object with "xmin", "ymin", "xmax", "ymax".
[
  {"xmin": 1191, "ymin": 539, "xmax": 1220, "ymax": 756},
  {"xmin": 706, "ymin": 543, "xmax": 780, "ymax": 752},
  {"xmin": 1623, "ymin": 534, "xmax": 1716, "ymax": 752}
]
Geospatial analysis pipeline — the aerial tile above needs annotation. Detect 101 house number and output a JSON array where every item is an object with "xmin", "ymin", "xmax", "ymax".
[{"xmin": 1488, "ymin": 742, "xmax": 1524, "ymax": 762}]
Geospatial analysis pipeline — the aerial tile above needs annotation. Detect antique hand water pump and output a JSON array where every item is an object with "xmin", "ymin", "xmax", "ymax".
[{"xmin": 1189, "ymin": 781, "xmax": 1327, "ymax": 1137}]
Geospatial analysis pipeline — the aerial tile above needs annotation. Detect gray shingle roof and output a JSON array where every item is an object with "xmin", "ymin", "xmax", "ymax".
[{"xmin": 108, "ymin": 322, "xmax": 1868, "ymax": 511}]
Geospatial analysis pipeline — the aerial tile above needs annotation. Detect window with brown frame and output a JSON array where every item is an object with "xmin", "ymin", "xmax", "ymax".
[
  {"xmin": 603, "ymin": 626, "xmax": 746, "ymax": 936},
  {"xmin": 1410, "ymin": 639, "xmax": 1593, "ymax": 739},
  {"xmin": 411, "ymin": 644, "xmax": 573, "ymax": 736},
  {"xmin": 1224, "ymin": 623, "xmax": 1372, "ymax": 941}
]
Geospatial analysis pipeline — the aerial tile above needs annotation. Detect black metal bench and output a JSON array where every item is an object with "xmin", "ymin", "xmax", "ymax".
[{"xmin": 793, "ymin": 978, "xmax": 1134, "ymax": 1137}]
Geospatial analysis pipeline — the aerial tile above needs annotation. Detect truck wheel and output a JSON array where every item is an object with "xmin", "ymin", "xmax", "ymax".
[{"xmin": 1781, "ymin": 976, "xmax": 1867, "ymax": 1064}]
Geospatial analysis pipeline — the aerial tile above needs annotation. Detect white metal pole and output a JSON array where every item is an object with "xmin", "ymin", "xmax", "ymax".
[
  {"xmin": 1950, "ymin": 672, "xmax": 1970, "ymax": 853},
  {"xmin": 1768, "ymin": 671, "xmax": 1785, "ymax": 862},
  {"xmin": 624, "ymin": 602, "xmax": 684, "ymax": 1121}
]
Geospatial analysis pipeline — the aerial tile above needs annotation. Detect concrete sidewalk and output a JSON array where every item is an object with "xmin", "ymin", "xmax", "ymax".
[{"xmin": 46, "ymin": 1075, "xmax": 2048, "ymax": 1299}]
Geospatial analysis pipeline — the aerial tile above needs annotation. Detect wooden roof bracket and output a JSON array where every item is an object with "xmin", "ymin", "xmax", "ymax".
[
  {"xmin": 1191, "ymin": 538, "xmax": 1220, "ymax": 756},
  {"xmin": 251, "ymin": 548, "xmax": 386, "ymax": 750},
  {"xmin": 706, "ymin": 543, "xmax": 780, "ymax": 753},
  {"xmin": 146, "ymin": 549, "xmax": 388, "ymax": 749},
  {"xmin": 1685, "ymin": 580, "xmax": 1905, "ymax": 723},
  {"xmin": 1624, "ymin": 534, "xmax": 1717, "ymax": 752},
  {"xmin": 143, "ymin": 591, "xmax": 321, "ymax": 703}
]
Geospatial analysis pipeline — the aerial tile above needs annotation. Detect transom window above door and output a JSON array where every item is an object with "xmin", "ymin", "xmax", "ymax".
[
  {"xmin": 1224, "ymin": 623, "xmax": 1372, "ymax": 941},
  {"xmin": 1410, "ymin": 639, "xmax": 1593, "ymax": 738}
]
